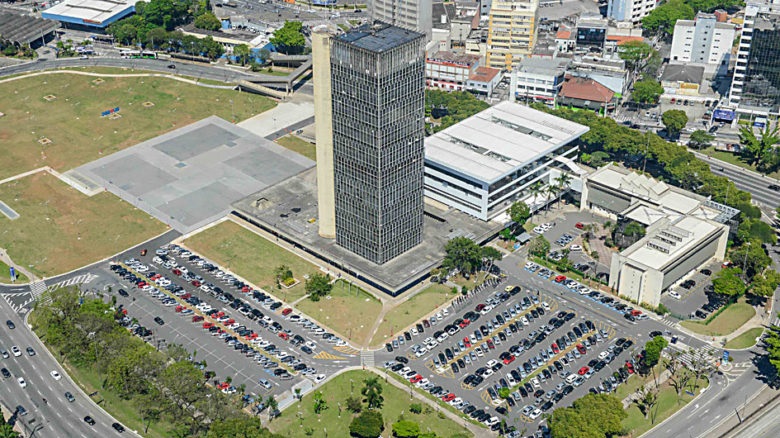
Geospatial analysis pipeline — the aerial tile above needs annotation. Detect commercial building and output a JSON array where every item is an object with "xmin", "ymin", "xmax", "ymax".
[
  {"xmin": 558, "ymin": 76, "xmax": 616, "ymax": 114},
  {"xmin": 425, "ymin": 51, "xmax": 480, "ymax": 91},
  {"xmin": 606, "ymin": 0, "xmax": 657, "ymax": 25},
  {"xmin": 661, "ymin": 64, "xmax": 706, "ymax": 98},
  {"xmin": 328, "ymin": 22, "xmax": 427, "ymax": 264},
  {"xmin": 41, "ymin": 0, "xmax": 139, "ymax": 29},
  {"xmin": 576, "ymin": 16, "xmax": 608, "ymax": 50},
  {"xmin": 0, "ymin": 13, "xmax": 59, "ymax": 48},
  {"xmin": 424, "ymin": 101, "xmax": 589, "ymax": 220},
  {"xmin": 582, "ymin": 164, "xmax": 737, "ymax": 307},
  {"xmin": 466, "ymin": 66, "xmax": 502, "ymax": 95},
  {"xmin": 670, "ymin": 12, "xmax": 736, "ymax": 70},
  {"xmin": 512, "ymin": 57, "xmax": 569, "ymax": 104},
  {"xmin": 729, "ymin": 4, "xmax": 780, "ymax": 116},
  {"xmin": 371, "ymin": 0, "xmax": 433, "ymax": 40},
  {"xmin": 486, "ymin": 0, "xmax": 539, "ymax": 70}
]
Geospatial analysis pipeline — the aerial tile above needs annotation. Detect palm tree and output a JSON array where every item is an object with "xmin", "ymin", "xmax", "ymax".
[
  {"xmin": 361, "ymin": 377, "xmax": 384, "ymax": 409},
  {"xmin": 528, "ymin": 181, "xmax": 544, "ymax": 217},
  {"xmin": 739, "ymin": 121, "xmax": 780, "ymax": 171},
  {"xmin": 0, "ymin": 423, "xmax": 18, "ymax": 438},
  {"xmin": 554, "ymin": 172, "xmax": 573, "ymax": 209},
  {"xmin": 544, "ymin": 185, "xmax": 559, "ymax": 212}
]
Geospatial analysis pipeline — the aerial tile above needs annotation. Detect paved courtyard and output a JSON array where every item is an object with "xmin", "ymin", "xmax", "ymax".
[{"xmin": 74, "ymin": 116, "xmax": 314, "ymax": 233}]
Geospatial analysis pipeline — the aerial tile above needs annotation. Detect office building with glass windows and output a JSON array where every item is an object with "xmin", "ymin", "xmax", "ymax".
[
  {"xmin": 730, "ymin": 4, "xmax": 780, "ymax": 116},
  {"xmin": 329, "ymin": 22, "xmax": 426, "ymax": 264}
]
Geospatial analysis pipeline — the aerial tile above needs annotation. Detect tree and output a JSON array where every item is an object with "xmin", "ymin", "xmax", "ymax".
[
  {"xmin": 729, "ymin": 241, "xmax": 772, "ymax": 280},
  {"xmin": 233, "ymin": 43, "xmax": 251, "ymax": 66},
  {"xmin": 442, "ymin": 237, "xmax": 482, "ymax": 275},
  {"xmin": 528, "ymin": 181, "xmax": 545, "ymax": 214},
  {"xmin": 392, "ymin": 420, "xmax": 420, "ymax": 438},
  {"xmin": 313, "ymin": 391, "xmax": 328, "ymax": 414},
  {"xmin": 528, "ymin": 236, "xmax": 550, "ymax": 258},
  {"xmin": 545, "ymin": 184, "xmax": 560, "ymax": 211},
  {"xmin": 712, "ymin": 267, "xmax": 747, "ymax": 297},
  {"xmin": 349, "ymin": 410, "xmax": 384, "ymax": 438},
  {"xmin": 498, "ymin": 387, "xmax": 511, "ymax": 399},
  {"xmin": 632, "ymin": 79, "xmax": 664, "ymax": 105},
  {"xmin": 739, "ymin": 122, "xmax": 780, "ymax": 171},
  {"xmin": 509, "ymin": 201, "xmax": 531, "ymax": 227},
  {"xmin": 266, "ymin": 395, "xmax": 278, "ymax": 421},
  {"xmin": 194, "ymin": 12, "xmax": 221, "ymax": 31},
  {"xmin": 305, "ymin": 273, "xmax": 332, "ymax": 300},
  {"xmin": 274, "ymin": 264, "xmax": 293, "ymax": 284},
  {"xmin": 480, "ymin": 246, "xmax": 502, "ymax": 275},
  {"xmin": 618, "ymin": 40, "xmax": 654, "ymax": 71},
  {"xmin": 633, "ymin": 385, "xmax": 658, "ymax": 422},
  {"xmin": 642, "ymin": 0, "xmax": 695, "ymax": 35},
  {"xmin": 548, "ymin": 407, "xmax": 600, "ymax": 438},
  {"xmin": 548, "ymin": 393, "xmax": 626, "ymax": 438},
  {"xmin": 346, "ymin": 395, "xmax": 363, "ymax": 413},
  {"xmin": 665, "ymin": 350, "xmax": 693, "ymax": 396},
  {"xmin": 409, "ymin": 403, "xmax": 422, "ymax": 414},
  {"xmin": 662, "ymin": 110, "xmax": 689, "ymax": 138},
  {"xmin": 270, "ymin": 21, "xmax": 306, "ymax": 54},
  {"xmin": 688, "ymin": 130, "xmax": 715, "ymax": 149},
  {"xmin": 361, "ymin": 377, "xmax": 384, "ymax": 409},
  {"xmin": 425, "ymin": 89, "xmax": 489, "ymax": 132},
  {"xmin": 554, "ymin": 172, "xmax": 573, "ymax": 207},
  {"xmin": 644, "ymin": 336, "xmax": 669, "ymax": 369},
  {"xmin": 764, "ymin": 324, "xmax": 780, "ymax": 376},
  {"xmin": 0, "ymin": 424, "xmax": 19, "ymax": 438},
  {"xmin": 750, "ymin": 270, "xmax": 780, "ymax": 298}
]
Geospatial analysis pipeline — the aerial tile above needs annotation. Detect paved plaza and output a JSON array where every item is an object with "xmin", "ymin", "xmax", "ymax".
[{"xmin": 74, "ymin": 116, "xmax": 314, "ymax": 233}]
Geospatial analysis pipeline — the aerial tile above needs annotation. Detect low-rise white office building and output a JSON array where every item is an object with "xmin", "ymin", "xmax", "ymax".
[
  {"xmin": 581, "ymin": 164, "xmax": 737, "ymax": 307},
  {"xmin": 424, "ymin": 101, "xmax": 589, "ymax": 221}
]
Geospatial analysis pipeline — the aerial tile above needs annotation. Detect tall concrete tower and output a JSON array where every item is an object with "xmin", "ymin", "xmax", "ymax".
[{"xmin": 312, "ymin": 26, "xmax": 336, "ymax": 239}]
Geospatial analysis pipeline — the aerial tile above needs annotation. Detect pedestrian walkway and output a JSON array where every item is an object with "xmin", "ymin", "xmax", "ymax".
[
  {"xmin": 360, "ymin": 350, "xmax": 375, "ymax": 368},
  {"xmin": 29, "ymin": 280, "xmax": 47, "ymax": 299}
]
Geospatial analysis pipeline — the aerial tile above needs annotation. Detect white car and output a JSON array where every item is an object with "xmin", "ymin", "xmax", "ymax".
[
  {"xmin": 11, "ymin": 346, "xmax": 21, "ymax": 357},
  {"xmin": 669, "ymin": 290, "xmax": 681, "ymax": 300},
  {"xmin": 598, "ymin": 351, "xmax": 609, "ymax": 361},
  {"xmin": 528, "ymin": 408, "xmax": 542, "ymax": 419},
  {"xmin": 17, "ymin": 377, "xmax": 26, "ymax": 388},
  {"xmin": 314, "ymin": 374, "xmax": 326, "ymax": 383},
  {"xmin": 415, "ymin": 347, "xmax": 428, "ymax": 358},
  {"xmin": 486, "ymin": 359, "xmax": 498, "ymax": 368},
  {"xmin": 50, "ymin": 370, "xmax": 62, "ymax": 380},
  {"xmin": 570, "ymin": 244, "xmax": 582, "ymax": 251}
]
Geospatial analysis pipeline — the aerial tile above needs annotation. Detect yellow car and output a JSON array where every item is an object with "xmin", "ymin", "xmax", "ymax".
[{"xmin": 504, "ymin": 285, "xmax": 515, "ymax": 292}]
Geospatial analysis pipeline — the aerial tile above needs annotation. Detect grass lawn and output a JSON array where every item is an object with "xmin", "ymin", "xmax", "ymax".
[
  {"xmin": 622, "ymin": 376, "xmax": 707, "ymax": 437},
  {"xmin": 370, "ymin": 283, "xmax": 455, "ymax": 346},
  {"xmin": 0, "ymin": 72, "xmax": 275, "ymax": 180},
  {"xmin": 724, "ymin": 327, "xmax": 765, "ymax": 349},
  {"xmin": 680, "ymin": 298, "xmax": 755, "ymax": 336},
  {"xmin": 0, "ymin": 260, "xmax": 28, "ymax": 284},
  {"xmin": 182, "ymin": 220, "xmax": 319, "ymax": 302},
  {"xmin": 0, "ymin": 172, "xmax": 167, "ymax": 277},
  {"xmin": 268, "ymin": 370, "xmax": 472, "ymax": 438},
  {"xmin": 296, "ymin": 280, "xmax": 382, "ymax": 346},
  {"xmin": 275, "ymin": 135, "xmax": 316, "ymax": 161},
  {"xmin": 613, "ymin": 363, "xmax": 665, "ymax": 402},
  {"xmin": 701, "ymin": 147, "xmax": 780, "ymax": 180}
]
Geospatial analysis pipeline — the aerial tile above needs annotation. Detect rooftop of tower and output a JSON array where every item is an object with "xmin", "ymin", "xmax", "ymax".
[{"xmin": 336, "ymin": 20, "xmax": 424, "ymax": 52}]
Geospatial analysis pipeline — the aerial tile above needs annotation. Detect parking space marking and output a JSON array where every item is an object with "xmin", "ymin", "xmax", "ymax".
[{"xmin": 333, "ymin": 345, "xmax": 359, "ymax": 356}]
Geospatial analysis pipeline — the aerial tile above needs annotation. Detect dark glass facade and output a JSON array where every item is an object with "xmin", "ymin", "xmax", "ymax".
[
  {"xmin": 330, "ymin": 24, "xmax": 426, "ymax": 264},
  {"xmin": 741, "ymin": 17, "xmax": 780, "ymax": 112}
]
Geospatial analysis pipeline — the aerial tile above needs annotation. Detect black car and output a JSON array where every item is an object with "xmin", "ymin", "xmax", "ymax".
[
  {"xmin": 458, "ymin": 358, "xmax": 466, "ymax": 369},
  {"xmin": 301, "ymin": 346, "xmax": 313, "ymax": 354},
  {"xmin": 390, "ymin": 363, "xmax": 405, "ymax": 372},
  {"xmin": 118, "ymin": 289, "xmax": 129, "ymax": 297},
  {"xmin": 385, "ymin": 343, "xmax": 393, "ymax": 352},
  {"xmin": 395, "ymin": 355, "xmax": 409, "ymax": 364},
  {"xmin": 451, "ymin": 362, "xmax": 460, "ymax": 373},
  {"xmin": 519, "ymin": 386, "xmax": 528, "ymax": 397},
  {"xmin": 84, "ymin": 416, "xmax": 96, "ymax": 426},
  {"xmin": 541, "ymin": 401, "xmax": 554, "ymax": 411},
  {"xmin": 649, "ymin": 330, "xmax": 663, "ymax": 338},
  {"xmin": 0, "ymin": 368, "xmax": 9, "ymax": 379},
  {"xmin": 112, "ymin": 422, "xmax": 126, "ymax": 433},
  {"xmin": 700, "ymin": 269, "xmax": 712, "ymax": 276},
  {"xmin": 16, "ymin": 405, "xmax": 27, "ymax": 416},
  {"xmin": 154, "ymin": 317, "xmax": 165, "ymax": 326},
  {"xmin": 624, "ymin": 314, "xmax": 636, "ymax": 322},
  {"xmin": 26, "ymin": 347, "xmax": 35, "ymax": 356},
  {"xmin": 769, "ymin": 184, "xmax": 780, "ymax": 192},
  {"xmin": 404, "ymin": 331, "xmax": 412, "ymax": 341},
  {"xmin": 496, "ymin": 406, "xmax": 508, "ymax": 415},
  {"xmin": 6, "ymin": 320, "xmax": 14, "ymax": 329}
]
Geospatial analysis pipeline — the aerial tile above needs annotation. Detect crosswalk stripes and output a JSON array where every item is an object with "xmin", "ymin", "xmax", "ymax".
[
  {"xmin": 2, "ymin": 293, "xmax": 29, "ymax": 313},
  {"xmin": 29, "ymin": 280, "xmax": 47, "ymax": 299},
  {"xmin": 659, "ymin": 318, "xmax": 678, "ymax": 328},
  {"xmin": 49, "ymin": 273, "xmax": 99, "ymax": 290},
  {"xmin": 334, "ymin": 345, "xmax": 359, "ymax": 356},
  {"xmin": 360, "ymin": 350, "xmax": 375, "ymax": 368},
  {"xmin": 312, "ymin": 351, "xmax": 346, "ymax": 360}
]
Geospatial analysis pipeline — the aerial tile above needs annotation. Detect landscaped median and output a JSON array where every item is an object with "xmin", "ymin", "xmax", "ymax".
[
  {"xmin": 680, "ymin": 297, "xmax": 755, "ymax": 337},
  {"xmin": 118, "ymin": 262, "xmax": 297, "ymax": 375},
  {"xmin": 370, "ymin": 283, "xmax": 455, "ymax": 347}
]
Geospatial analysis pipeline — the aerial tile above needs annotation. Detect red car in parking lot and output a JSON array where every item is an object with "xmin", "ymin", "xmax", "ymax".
[
  {"xmin": 192, "ymin": 280, "xmax": 201, "ymax": 287},
  {"xmin": 192, "ymin": 315, "xmax": 204, "ymax": 322},
  {"xmin": 279, "ymin": 332, "xmax": 290, "ymax": 341},
  {"xmin": 459, "ymin": 319, "xmax": 470, "ymax": 328},
  {"xmin": 281, "ymin": 308, "xmax": 293, "ymax": 316},
  {"xmin": 626, "ymin": 361, "xmax": 635, "ymax": 374},
  {"xmin": 575, "ymin": 222, "xmax": 585, "ymax": 229},
  {"xmin": 441, "ymin": 393, "xmax": 456, "ymax": 402},
  {"xmin": 578, "ymin": 366, "xmax": 590, "ymax": 375},
  {"xmin": 463, "ymin": 337, "xmax": 471, "ymax": 348},
  {"xmin": 551, "ymin": 343, "xmax": 560, "ymax": 354},
  {"xmin": 554, "ymin": 275, "xmax": 567, "ymax": 283},
  {"xmin": 576, "ymin": 344, "xmax": 587, "ymax": 355},
  {"xmin": 476, "ymin": 303, "xmax": 486, "ymax": 312},
  {"xmin": 486, "ymin": 339, "xmax": 495, "ymax": 349},
  {"xmin": 203, "ymin": 322, "xmax": 214, "ymax": 329},
  {"xmin": 172, "ymin": 269, "xmax": 182, "ymax": 276},
  {"xmin": 503, "ymin": 355, "xmax": 516, "ymax": 365},
  {"xmin": 410, "ymin": 374, "xmax": 422, "ymax": 384}
]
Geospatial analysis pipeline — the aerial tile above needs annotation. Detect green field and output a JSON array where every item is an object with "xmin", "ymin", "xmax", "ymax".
[
  {"xmin": 182, "ymin": 220, "xmax": 320, "ymax": 302},
  {"xmin": 370, "ymin": 283, "xmax": 454, "ymax": 346},
  {"xmin": 275, "ymin": 135, "xmax": 316, "ymax": 161},
  {"xmin": 0, "ymin": 72, "xmax": 275, "ymax": 180},
  {"xmin": 724, "ymin": 327, "xmax": 765, "ymax": 349},
  {"xmin": 0, "ymin": 260, "xmax": 28, "ymax": 284},
  {"xmin": 681, "ymin": 300, "xmax": 755, "ymax": 336},
  {"xmin": 0, "ymin": 172, "xmax": 167, "ymax": 277},
  {"xmin": 296, "ymin": 279, "xmax": 382, "ymax": 346},
  {"xmin": 268, "ymin": 370, "xmax": 472, "ymax": 438},
  {"xmin": 622, "ymin": 374, "xmax": 707, "ymax": 437}
]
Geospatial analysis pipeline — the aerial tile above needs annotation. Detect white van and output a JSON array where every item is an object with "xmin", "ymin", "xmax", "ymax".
[{"xmin": 565, "ymin": 374, "xmax": 578, "ymax": 384}]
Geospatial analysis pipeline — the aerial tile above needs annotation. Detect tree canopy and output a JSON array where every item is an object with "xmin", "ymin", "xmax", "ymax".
[
  {"xmin": 443, "ymin": 237, "xmax": 482, "ymax": 275},
  {"xmin": 270, "ymin": 21, "xmax": 306, "ymax": 54},
  {"xmin": 618, "ymin": 41, "xmax": 654, "ymax": 71},
  {"xmin": 549, "ymin": 393, "xmax": 627, "ymax": 438},
  {"xmin": 739, "ymin": 122, "xmax": 780, "ymax": 172},
  {"xmin": 662, "ymin": 110, "xmax": 689, "ymax": 138},
  {"xmin": 688, "ymin": 130, "xmax": 715, "ymax": 149},
  {"xmin": 712, "ymin": 267, "xmax": 747, "ymax": 297},
  {"xmin": 729, "ymin": 241, "xmax": 772, "ymax": 280},
  {"xmin": 305, "ymin": 273, "xmax": 333, "ymax": 301},
  {"xmin": 509, "ymin": 201, "xmax": 531, "ymax": 226},
  {"xmin": 194, "ymin": 12, "xmax": 221, "ymax": 31},
  {"xmin": 349, "ymin": 410, "xmax": 384, "ymax": 438},
  {"xmin": 644, "ymin": 336, "xmax": 669, "ymax": 368},
  {"xmin": 426, "ymin": 89, "xmax": 489, "ymax": 133},
  {"xmin": 642, "ymin": 0, "xmax": 695, "ymax": 34},
  {"xmin": 632, "ymin": 79, "xmax": 664, "ymax": 104},
  {"xmin": 528, "ymin": 235, "xmax": 550, "ymax": 258},
  {"xmin": 392, "ymin": 420, "xmax": 421, "ymax": 438},
  {"xmin": 749, "ymin": 270, "xmax": 780, "ymax": 298},
  {"xmin": 361, "ymin": 377, "xmax": 384, "ymax": 410}
]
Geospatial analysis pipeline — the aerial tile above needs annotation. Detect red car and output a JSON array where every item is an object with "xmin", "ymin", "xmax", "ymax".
[
  {"xmin": 486, "ymin": 339, "xmax": 495, "ymax": 349},
  {"xmin": 192, "ymin": 315, "xmax": 204, "ymax": 322},
  {"xmin": 551, "ymin": 343, "xmax": 560, "ymax": 354},
  {"xmin": 175, "ymin": 305, "xmax": 184, "ymax": 313},
  {"xmin": 281, "ymin": 308, "xmax": 293, "ymax": 316},
  {"xmin": 242, "ymin": 286, "xmax": 251, "ymax": 293},
  {"xmin": 578, "ymin": 366, "xmax": 590, "ymax": 376},
  {"xmin": 463, "ymin": 337, "xmax": 471, "ymax": 348},
  {"xmin": 279, "ymin": 332, "xmax": 290, "ymax": 341},
  {"xmin": 630, "ymin": 309, "xmax": 642, "ymax": 317},
  {"xmin": 202, "ymin": 322, "xmax": 214, "ymax": 329},
  {"xmin": 172, "ymin": 268, "xmax": 182, "ymax": 276},
  {"xmin": 576, "ymin": 344, "xmax": 587, "ymax": 355},
  {"xmin": 554, "ymin": 275, "xmax": 567, "ymax": 283},
  {"xmin": 459, "ymin": 319, "xmax": 470, "ymax": 329},
  {"xmin": 410, "ymin": 374, "xmax": 422, "ymax": 384},
  {"xmin": 626, "ymin": 361, "xmax": 635, "ymax": 374},
  {"xmin": 502, "ymin": 355, "xmax": 516, "ymax": 365},
  {"xmin": 181, "ymin": 293, "xmax": 191, "ymax": 299},
  {"xmin": 192, "ymin": 280, "xmax": 202, "ymax": 287},
  {"xmin": 441, "ymin": 393, "xmax": 456, "ymax": 403},
  {"xmin": 475, "ymin": 303, "xmax": 486, "ymax": 312},
  {"xmin": 575, "ymin": 222, "xmax": 585, "ymax": 229}
]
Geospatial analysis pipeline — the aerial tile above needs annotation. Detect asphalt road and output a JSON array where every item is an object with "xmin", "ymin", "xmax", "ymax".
[
  {"xmin": 693, "ymin": 151, "xmax": 780, "ymax": 208},
  {"xmin": 0, "ymin": 300, "xmax": 132, "ymax": 438}
]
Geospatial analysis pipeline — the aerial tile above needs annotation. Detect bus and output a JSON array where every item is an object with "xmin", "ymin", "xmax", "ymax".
[{"xmin": 120, "ymin": 50, "xmax": 157, "ymax": 59}]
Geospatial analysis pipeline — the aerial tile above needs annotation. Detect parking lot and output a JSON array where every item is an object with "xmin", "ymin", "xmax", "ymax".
[
  {"xmin": 99, "ymin": 242, "xmax": 362, "ymax": 408},
  {"xmin": 372, "ymin": 217, "xmax": 713, "ymax": 434}
]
